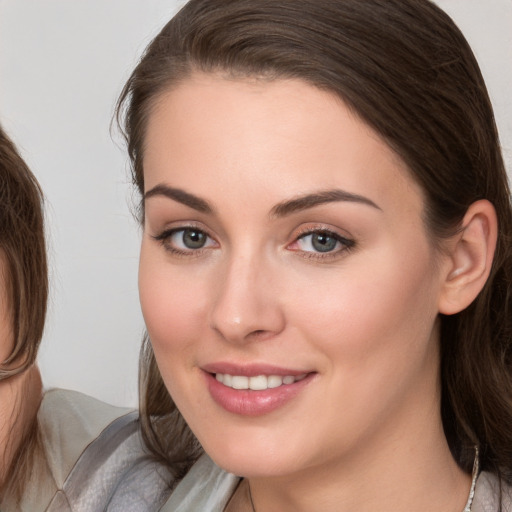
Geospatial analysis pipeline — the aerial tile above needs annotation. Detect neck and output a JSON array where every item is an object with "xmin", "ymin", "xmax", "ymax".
[
  {"xmin": 248, "ymin": 403, "xmax": 471, "ymax": 512},
  {"xmin": 0, "ymin": 365, "xmax": 42, "ymax": 492}
]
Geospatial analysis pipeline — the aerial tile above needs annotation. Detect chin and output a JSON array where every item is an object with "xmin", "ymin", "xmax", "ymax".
[{"xmin": 197, "ymin": 431, "xmax": 306, "ymax": 478}]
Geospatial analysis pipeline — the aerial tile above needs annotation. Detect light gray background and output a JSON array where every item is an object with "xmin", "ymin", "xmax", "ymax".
[{"xmin": 0, "ymin": 1, "xmax": 511, "ymax": 407}]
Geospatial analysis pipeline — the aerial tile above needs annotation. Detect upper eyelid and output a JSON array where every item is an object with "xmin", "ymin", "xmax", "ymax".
[
  {"xmin": 297, "ymin": 228, "xmax": 347, "ymax": 238},
  {"xmin": 152, "ymin": 222, "xmax": 213, "ymax": 238},
  {"xmin": 293, "ymin": 231, "xmax": 354, "ymax": 247},
  {"xmin": 292, "ymin": 223, "xmax": 353, "ymax": 240}
]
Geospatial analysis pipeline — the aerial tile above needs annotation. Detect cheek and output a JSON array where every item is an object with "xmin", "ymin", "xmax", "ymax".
[
  {"xmin": 287, "ymin": 244, "xmax": 440, "ymax": 365},
  {"xmin": 138, "ymin": 245, "xmax": 209, "ymax": 363},
  {"xmin": 285, "ymin": 249, "xmax": 441, "ymax": 439}
]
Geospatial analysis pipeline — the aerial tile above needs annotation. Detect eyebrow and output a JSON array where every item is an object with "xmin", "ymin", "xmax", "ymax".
[
  {"xmin": 270, "ymin": 189, "xmax": 381, "ymax": 217},
  {"xmin": 144, "ymin": 184, "xmax": 214, "ymax": 214},
  {"xmin": 144, "ymin": 184, "xmax": 380, "ymax": 217}
]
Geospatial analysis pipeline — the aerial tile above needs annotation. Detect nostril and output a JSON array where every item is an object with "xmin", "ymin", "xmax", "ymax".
[{"xmin": 247, "ymin": 329, "xmax": 275, "ymax": 341}]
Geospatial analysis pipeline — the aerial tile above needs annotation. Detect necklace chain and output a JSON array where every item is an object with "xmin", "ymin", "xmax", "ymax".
[
  {"xmin": 463, "ymin": 446, "xmax": 480, "ymax": 512},
  {"xmin": 246, "ymin": 446, "xmax": 479, "ymax": 512}
]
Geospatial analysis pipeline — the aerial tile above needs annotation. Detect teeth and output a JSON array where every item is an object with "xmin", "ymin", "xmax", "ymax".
[
  {"xmin": 248, "ymin": 375, "xmax": 267, "ymax": 391},
  {"xmin": 267, "ymin": 375, "xmax": 283, "ymax": 388},
  {"xmin": 232, "ymin": 376, "xmax": 249, "ymax": 389},
  {"xmin": 215, "ymin": 373, "xmax": 307, "ymax": 390}
]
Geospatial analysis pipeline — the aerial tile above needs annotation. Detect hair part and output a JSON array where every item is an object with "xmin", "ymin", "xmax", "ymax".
[{"xmin": 117, "ymin": 0, "xmax": 512, "ymax": 484}]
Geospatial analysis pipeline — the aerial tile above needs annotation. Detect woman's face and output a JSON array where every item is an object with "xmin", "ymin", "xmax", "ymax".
[{"xmin": 139, "ymin": 74, "xmax": 451, "ymax": 478}]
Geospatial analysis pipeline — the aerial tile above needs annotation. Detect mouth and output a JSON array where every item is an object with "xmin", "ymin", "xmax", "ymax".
[
  {"xmin": 202, "ymin": 365, "xmax": 316, "ymax": 416},
  {"xmin": 214, "ymin": 372, "xmax": 308, "ymax": 390}
]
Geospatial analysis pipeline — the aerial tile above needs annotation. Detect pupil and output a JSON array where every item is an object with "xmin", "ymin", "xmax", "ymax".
[
  {"xmin": 312, "ymin": 233, "xmax": 337, "ymax": 252},
  {"xmin": 183, "ymin": 230, "xmax": 206, "ymax": 249}
]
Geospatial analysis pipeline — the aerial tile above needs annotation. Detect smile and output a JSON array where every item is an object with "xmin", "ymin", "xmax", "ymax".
[
  {"xmin": 215, "ymin": 373, "xmax": 308, "ymax": 390},
  {"xmin": 205, "ymin": 369, "xmax": 315, "ymax": 416}
]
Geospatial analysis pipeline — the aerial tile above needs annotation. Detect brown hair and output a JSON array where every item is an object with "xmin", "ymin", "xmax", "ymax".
[
  {"xmin": 117, "ymin": 0, "xmax": 512, "ymax": 484},
  {"xmin": 0, "ymin": 126, "xmax": 47, "ymax": 378},
  {"xmin": 0, "ymin": 124, "xmax": 48, "ymax": 500}
]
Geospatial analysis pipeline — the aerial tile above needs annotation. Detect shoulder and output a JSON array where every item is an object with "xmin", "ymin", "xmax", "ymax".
[
  {"xmin": 5, "ymin": 389, "xmax": 135, "ymax": 512},
  {"xmin": 39, "ymin": 388, "xmax": 132, "ymax": 486},
  {"xmin": 39, "ymin": 388, "xmax": 174, "ymax": 512},
  {"xmin": 472, "ymin": 471, "xmax": 512, "ymax": 512}
]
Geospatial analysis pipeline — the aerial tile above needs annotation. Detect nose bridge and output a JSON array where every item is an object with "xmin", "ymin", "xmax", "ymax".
[{"xmin": 210, "ymin": 244, "xmax": 284, "ymax": 343}]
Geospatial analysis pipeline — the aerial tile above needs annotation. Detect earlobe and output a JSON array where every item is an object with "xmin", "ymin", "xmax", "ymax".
[{"xmin": 438, "ymin": 200, "xmax": 498, "ymax": 315}]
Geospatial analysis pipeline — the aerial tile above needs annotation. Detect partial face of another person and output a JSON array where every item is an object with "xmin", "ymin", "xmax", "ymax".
[
  {"xmin": 139, "ymin": 74, "xmax": 452, "ymax": 478},
  {"xmin": 0, "ymin": 254, "xmax": 17, "ymax": 486},
  {"xmin": 0, "ymin": 256, "xmax": 13, "ymax": 364}
]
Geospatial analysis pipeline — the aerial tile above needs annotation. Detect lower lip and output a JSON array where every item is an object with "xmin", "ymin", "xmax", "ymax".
[{"xmin": 205, "ymin": 372, "xmax": 315, "ymax": 416}]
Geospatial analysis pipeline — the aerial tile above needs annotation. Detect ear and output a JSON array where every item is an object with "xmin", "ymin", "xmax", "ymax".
[{"xmin": 438, "ymin": 200, "xmax": 497, "ymax": 315}]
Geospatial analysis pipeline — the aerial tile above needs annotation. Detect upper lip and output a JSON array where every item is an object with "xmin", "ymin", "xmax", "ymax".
[{"xmin": 201, "ymin": 362, "xmax": 313, "ymax": 377}]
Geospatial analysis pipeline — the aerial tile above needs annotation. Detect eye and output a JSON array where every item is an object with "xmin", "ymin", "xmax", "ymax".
[
  {"xmin": 298, "ymin": 231, "xmax": 340, "ymax": 253},
  {"xmin": 153, "ymin": 227, "xmax": 217, "ymax": 254},
  {"xmin": 173, "ymin": 229, "xmax": 209, "ymax": 249},
  {"xmin": 289, "ymin": 229, "xmax": 355, "ymax": 257}
]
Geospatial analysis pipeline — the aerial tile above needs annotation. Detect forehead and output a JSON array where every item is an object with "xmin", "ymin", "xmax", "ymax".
[{"xmin": 143, "ymin": 73, "xmax": 424, "ymax": 216}]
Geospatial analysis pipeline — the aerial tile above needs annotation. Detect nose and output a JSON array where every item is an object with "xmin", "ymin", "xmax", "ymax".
[{"xmin": 209, "ymin": 253, "xmax": 285, "ymax": 344}]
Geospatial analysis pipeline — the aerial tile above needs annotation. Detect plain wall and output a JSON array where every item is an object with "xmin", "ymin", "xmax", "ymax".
[{"xmin": 0, "ymin": 0, "xmax": 511, "ymax": 407}]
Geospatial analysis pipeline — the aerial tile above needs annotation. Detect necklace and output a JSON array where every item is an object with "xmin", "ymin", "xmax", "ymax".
[
  {"xmin": 463, "ymin": 446, "xmax": 480, "ymax": 512},
  {"xmin": 246, "ymin": 447, "xmax": 480, "ymax": 512}
]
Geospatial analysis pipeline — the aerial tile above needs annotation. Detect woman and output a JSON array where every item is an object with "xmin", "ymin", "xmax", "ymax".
[
  {"xmin": 117, "ymin": 0, "xmax": 512, "ymax": 510},
  {"xmin": 0, "ymin": 123, "xmax": 47, "ymax": 506},
  {"xmin": 0, "ymin": 125, "xmax": 173, "ymax": 512}
]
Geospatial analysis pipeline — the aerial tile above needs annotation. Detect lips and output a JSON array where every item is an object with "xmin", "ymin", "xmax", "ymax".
[{"xmin": 202, "ymin": 363, "xmax": 315, "ymax": 416}]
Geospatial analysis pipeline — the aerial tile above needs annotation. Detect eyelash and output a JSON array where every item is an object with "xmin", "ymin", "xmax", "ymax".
[
  {"xmin": 152, "ymin": 225, "xmax": 217, "ymax": 257},
  {"xmin": 152, "ymin": 225, "xmax": 355, "ymax": 260},
  {"xmin": 288, "ymin": 227, "xmax": 355, "ymax": 261}
]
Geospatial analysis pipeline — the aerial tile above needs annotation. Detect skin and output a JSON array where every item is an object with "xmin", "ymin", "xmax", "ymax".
[
  {"xmin": 0, "ymin": 256, "xmax": 41, "ymax": 493},
  {"xmin": 139, "ymin": 74, "xmax": 473, "ymax": 511}
]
